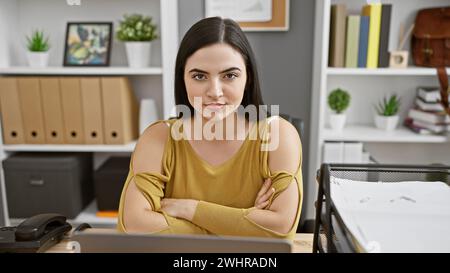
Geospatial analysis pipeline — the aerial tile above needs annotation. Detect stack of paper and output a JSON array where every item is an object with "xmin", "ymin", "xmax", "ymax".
[{"xmin": 330, "ymin": 177, "xmax": 450, "ymax": 253}]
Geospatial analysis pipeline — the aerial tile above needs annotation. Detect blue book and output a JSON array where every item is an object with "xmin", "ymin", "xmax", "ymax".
[{"xmin": 357, "ymin": 16, "xmax": 369, "ymax": 68}]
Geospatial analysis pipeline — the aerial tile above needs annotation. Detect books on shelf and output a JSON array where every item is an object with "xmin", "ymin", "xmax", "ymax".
[
  {"xmin": 362, "ymin": 3, "xmax": 382, "ymax": 68},
  {"xmin": 329, "ymin": 4, "xmax": 347, "ymax": 67},
  {"xmin": 415, "ymin": 97, "xmax": 445, "ymax": 112},
  {"xmin": 412, "ymin": 119, "xmax": 450, "ymax": 134},
  {"xmin": 345, "ymin": 15, "xmax": 360, "ymax": 68},
  {"xmin": 329, "ymin": 3, "xmax": 392, "ymax": 69},
  {"xmin": 378, "ymin": 4, "xmax": 392, "ymax": 68},
  {"xmin": 408, "ymin": 108, "xmax": 450, "ymax": 124},
  {"xmin": 357, "ymin": 16, "xmax": 369, "ymax": 68},
  {"xmin": 406, "ymin": 106, "xmax": 450, "ymax": 136},
  {"xmin": 404, "ymin": 118, "xmax": 433, "ymax": 135},
  {"xmin": 417, "ymin": 86, "xmax": 447, "ymax": 103}
]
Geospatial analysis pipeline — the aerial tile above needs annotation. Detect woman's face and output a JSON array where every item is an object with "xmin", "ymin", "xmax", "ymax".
[{"xmin": 184, "ymin": 43, "xmax": 247, "ymax": 121}]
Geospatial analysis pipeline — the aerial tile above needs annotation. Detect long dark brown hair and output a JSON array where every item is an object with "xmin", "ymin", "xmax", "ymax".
[{"xmin": 174, "ymin": 17, "xmax": 265, "ymax": 119}]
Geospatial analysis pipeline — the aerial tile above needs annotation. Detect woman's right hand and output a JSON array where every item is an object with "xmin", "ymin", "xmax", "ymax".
[{"xmin": 254, "ymin": 178, "xmax": 275, "ymax": 209}]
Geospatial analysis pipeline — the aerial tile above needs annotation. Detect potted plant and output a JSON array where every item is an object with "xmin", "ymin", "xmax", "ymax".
[
  {"xmin": 26, "ymin": 30, "xmax": 50, "ymax": 67},
  {"xmin": 374, "ymin": 94, "xmax": 401, "ymax": 131},
  {"xmin": 328, "ymin": 88, "xmax": 351, "ymax": 131},
  {"xmin": 117, "ymin": 14, "xmax": 158, "ymax": 68}
]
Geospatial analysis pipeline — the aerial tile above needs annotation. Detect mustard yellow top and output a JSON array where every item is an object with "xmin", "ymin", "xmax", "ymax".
[{"xmin": 117, "ymin": 117, "xmax": 303, "ymax": 240}]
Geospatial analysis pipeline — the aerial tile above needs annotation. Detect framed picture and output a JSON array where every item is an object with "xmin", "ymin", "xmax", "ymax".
[
  {"xmin": 63, "ymin": 22, "xmax": 112, "ymax": 66},
  {"xmin": 205, "ymin": 0, "xmax": 289, "ymax": 32}
]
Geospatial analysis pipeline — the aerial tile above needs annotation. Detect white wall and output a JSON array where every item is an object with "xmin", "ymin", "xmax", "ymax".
[
  {"xmin": 12, "ymin": 0, "xmax": 161, "ymax": 67},
  {"xmin": 0, "ymin": 0, "xmax": 19, "ymax": 67}
]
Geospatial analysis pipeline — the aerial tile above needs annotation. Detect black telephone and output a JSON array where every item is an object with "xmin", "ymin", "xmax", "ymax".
[{"xmin": 0, "ymin": 213, "xmax": 72, "ymax": 253}]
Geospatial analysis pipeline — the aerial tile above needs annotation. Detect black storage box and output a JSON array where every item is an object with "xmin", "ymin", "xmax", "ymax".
[
  {"xmin": 94, "ymin": 156, "xmax": 130, "ymax": 211},
  {"xmin": 3, "ymin": 153, "xmax": 93, "ymax": 219}
]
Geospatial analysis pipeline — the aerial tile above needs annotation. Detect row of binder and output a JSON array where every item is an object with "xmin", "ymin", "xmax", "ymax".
[{"xmin": 0, "ymin": 77, "xmax": 139, "ymax": 145}]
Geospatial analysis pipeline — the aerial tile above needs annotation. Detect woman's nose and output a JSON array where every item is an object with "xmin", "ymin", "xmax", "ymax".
[{"xmin": 206, "ymin": 78, "xmax": 223, "ymax": 98}]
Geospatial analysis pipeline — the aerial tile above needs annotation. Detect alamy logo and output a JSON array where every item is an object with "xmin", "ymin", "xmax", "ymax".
[
  {"xmin": 66, "ymin": 0, "xmax": 81, "ymax": 6},
  {"xmin": 169, "ymin": 98, "xmax": 280, "ymax": 151}
]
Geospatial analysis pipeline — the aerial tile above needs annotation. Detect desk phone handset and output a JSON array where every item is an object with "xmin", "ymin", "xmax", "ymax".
[{"xmin": 0, "ymin": 213, "xmax": 72, "ymax": 253}]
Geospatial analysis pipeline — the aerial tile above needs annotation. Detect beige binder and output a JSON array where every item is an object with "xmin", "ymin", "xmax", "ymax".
[
  {"xmin": 0, "ymin": 77, "xmax": 25, "ymax": 144},
  {"xmin": 80, "ymin": 77, "xmax": 104, "ymax": 144},
  {"xmin": 60, "ymin": 77, "xmax": 84, "ymax": 144},
  {"xmin": 17, "ymin": 77, "xmax": 46, "ymax": 144},
  {"xmin": 40, "ymin": 77, "xmax": 65, "ymax": 144},
  {"xmin": 101, "ymin": 77, "xmax": 138, "ymax": 144}
]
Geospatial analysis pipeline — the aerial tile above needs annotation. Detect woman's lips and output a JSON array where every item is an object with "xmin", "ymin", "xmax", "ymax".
[{"xmin": 204, "ymin": 103, "xmax": 225, "ymax": 110}]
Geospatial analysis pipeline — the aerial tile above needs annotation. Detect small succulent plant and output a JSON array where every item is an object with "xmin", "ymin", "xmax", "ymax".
[
  {"xmin": 328, "ymin": 88, "xmax": 351, "ymax": 114},
  {"xmin": 375, "ymin": 94, "xmax": 401, "ymax": 116},
  {"xmin": 26, "ymin": 30, "xmax": 50, "ymax": 52}
]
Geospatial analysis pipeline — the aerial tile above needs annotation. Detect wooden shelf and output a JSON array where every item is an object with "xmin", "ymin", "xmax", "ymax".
[
  {"xmin": 0, "ymin": 66, "xmax": 163, "ymax": 75},
  {"xmin": 2, "ymin": 141, "xmax": 136, "ymax": 152},
  {"xmin": 323, "ymin": 125, "xmax": 449, "ymax": 143},
  {"xmin": 327, "ymin": 67, "xmax": 450, "ymax": 76}
]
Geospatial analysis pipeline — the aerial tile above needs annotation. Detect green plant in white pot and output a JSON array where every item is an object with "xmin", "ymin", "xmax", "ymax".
[
  {"xmin": 26, "ymin": 30, "xmax": 50, "ymax": 67},
  {"xmin": 328, "ymin": 88, "xmax": 351, "ymax": 131},
  {"xmin": 117, "ymin": 14, "xmax": 158, "ymax": 68},
  {"xmin": 374, "ymin": 94, "xmax": 401, "ymax": 131}
]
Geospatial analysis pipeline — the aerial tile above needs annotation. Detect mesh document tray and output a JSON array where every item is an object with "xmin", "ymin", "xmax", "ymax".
[{"xmin": 312, "ymin": 163, "xmax": 450, "ymax": 253}]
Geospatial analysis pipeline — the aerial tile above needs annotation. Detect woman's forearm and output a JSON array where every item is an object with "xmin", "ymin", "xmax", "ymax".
[
  {"xmin": 190, "ymin": 201, "xmax": 291, "ymax": 238},
  {"xmin": 124, "ymin": 209, "xmax": 169, "ymax": 234},
  {"xmin": 125, "ymin": 207, "xmax": 212, "ymax": 235},
  {"xmin": 161, "ymin": 199, "xmax": 291, "ymax": 237}
]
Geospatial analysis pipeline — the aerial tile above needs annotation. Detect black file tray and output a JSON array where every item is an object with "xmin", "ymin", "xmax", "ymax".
[{"xmin": 312, "ymin": 163, "xmax": 450, "ymax": 253}]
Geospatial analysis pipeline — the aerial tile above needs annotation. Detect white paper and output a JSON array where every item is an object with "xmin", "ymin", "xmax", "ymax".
[
  {"xmin": 330, "ymin": 177, "xmax": 450, "ymax": 253},
  {"xmin": 205, "ymin": 0, "xmax": 272, "ymax": 22}
]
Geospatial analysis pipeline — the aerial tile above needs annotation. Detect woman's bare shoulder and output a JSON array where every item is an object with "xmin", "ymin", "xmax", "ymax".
[
  {"xmin": 267, "ymin": 116, "xmax": 302, "ymax": 174},
  {"xmin": 132, "ymin": 121, "xmax": 171, "ymax": 174}
]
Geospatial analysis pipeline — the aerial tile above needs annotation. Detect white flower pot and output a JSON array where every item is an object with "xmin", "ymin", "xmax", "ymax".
[
  {"xmin": 26, "ymin": 51, "xmax": 49, "ymax": 68},
  {"xmin": 329, "ymin": 113, "xmax": 346, "ymax": 131},
  {"xmin": 125, "ymin": 42, "xmax": 151, "ymax": 68},
  {"xmin": 374, "ymin": 115, "xmax": 399, "ymax": 131}
]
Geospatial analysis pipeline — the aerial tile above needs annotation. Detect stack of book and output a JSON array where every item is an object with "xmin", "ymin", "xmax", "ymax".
[
  {"xmin": 329, "ymin": 3, "xmax": 391, "ymax": 68},
  {"xmin": 404, "ymin": 87, "xmax": 450, "ymax": 135}
]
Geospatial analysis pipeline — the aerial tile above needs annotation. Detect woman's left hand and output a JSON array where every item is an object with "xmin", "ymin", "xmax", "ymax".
[{"xmin": 160, "ymin": 198, "xmax": 199, "ymax": 221}]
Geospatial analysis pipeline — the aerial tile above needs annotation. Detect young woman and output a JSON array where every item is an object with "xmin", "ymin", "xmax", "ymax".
[{"xmin": 117, "ymin": 17, "xmax": 302, "ymax": 240}]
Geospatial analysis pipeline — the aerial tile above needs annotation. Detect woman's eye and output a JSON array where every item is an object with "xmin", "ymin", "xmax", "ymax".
[
  {"xmin": 192, "ymin": 74, "xmax": 206, "ymax": 80},
  {"xmin": 224, "ymin": 73, "xmax": 238, "ymax": 80}
]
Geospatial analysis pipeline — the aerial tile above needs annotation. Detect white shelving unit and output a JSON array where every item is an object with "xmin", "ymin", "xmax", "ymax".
[
  {"xmin": 0, "ymin": 66, "xmax": 163, "ymax": 75},
  {"xmin": 308, "ymin": 0, "xmax": 450, "ymax": 219},
  {"xmin": 323, "ymin": 125, "xmax": 449, "ymax": 143},
  {"xmin": 327, "ymin": 67, "xmax": 450, "ymax": 76},
  {"xmin": 2, "ymin": 141, "xmax": 136, "ymax": 153},
  {"xmin": 0, "ymin": 0, "xmax": 179, "ymax": 227}
]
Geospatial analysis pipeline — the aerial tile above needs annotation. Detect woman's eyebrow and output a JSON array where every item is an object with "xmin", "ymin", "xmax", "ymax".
[
  {"xmin": 188, "ymin": 67, "xmax": 241, "ymax": 74},
  {"xmin": 219, "ymin": 67, "xmax": 241, "ymax": 73}
]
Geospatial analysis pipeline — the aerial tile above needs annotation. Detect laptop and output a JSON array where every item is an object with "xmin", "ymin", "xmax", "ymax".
[{"xmin": 71, "ymin": 229, "xmax": 292, "ymax": 253}]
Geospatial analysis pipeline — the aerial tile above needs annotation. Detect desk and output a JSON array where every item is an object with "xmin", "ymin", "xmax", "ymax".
[
  {"xmin": 45, "ymin": 230, "xmax": 313, "ymax": 253},
  {"xmin": 292, "ymin": 233, "xmax": 314, "ymax": 253}
]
